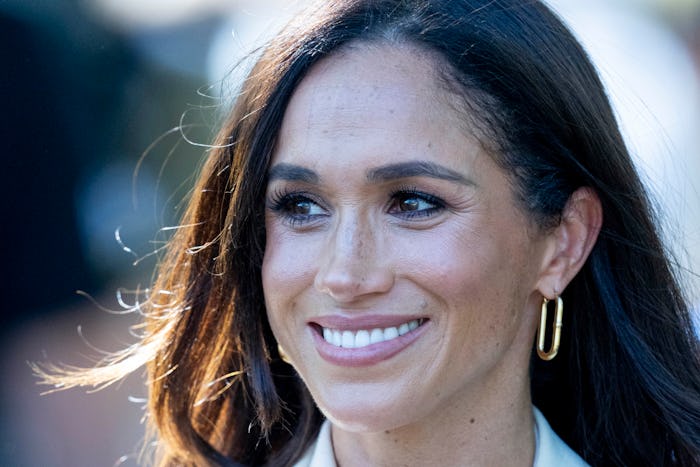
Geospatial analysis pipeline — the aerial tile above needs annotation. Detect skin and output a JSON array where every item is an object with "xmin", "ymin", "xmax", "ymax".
[{"xmin": 262, "ymin": 43, "xmax": 601, "ymax": 466}]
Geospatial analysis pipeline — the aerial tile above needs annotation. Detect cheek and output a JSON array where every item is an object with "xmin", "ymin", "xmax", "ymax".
[
  {"xmin": 262, "ymin": 227, "xmax": 316, "ymax": 316},
  {"xmin": 406, "ymin": 226, "xmax": 526, "ymax": 322},
  {"xmin": 262, "ymin": 226, "xmax": 287, "ymax": 321},
  {"xmin": 401, "ymin": 228, "xmax": 495, "ymax": 291}
]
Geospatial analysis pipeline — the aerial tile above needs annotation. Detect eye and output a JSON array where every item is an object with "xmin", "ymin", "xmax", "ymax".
[
  {"xmin": 389, "ymin": 189, "xmax": 445, "ymax": 218},
  {"xmin": 267, "ymin": 191, "xmax": 327, "ymax": 227},
  {"xmin": 395, "ymin": 195, "xmax": 433, "ymax": 212},
  {"xmin": 284, "ymin": 196, "xmax": 323, "ymax": 216}
]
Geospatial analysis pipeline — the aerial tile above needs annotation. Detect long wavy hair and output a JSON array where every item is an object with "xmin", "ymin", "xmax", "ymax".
[{"xmin": 40, "ymin": 0, "xmax": 700, "ymax": 465}]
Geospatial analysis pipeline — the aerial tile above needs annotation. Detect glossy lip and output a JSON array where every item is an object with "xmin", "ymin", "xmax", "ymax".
[
  {"xmin": 309, "ymin": 316, "xmax": 430, "ymax": 367},
  {"xmin": 312, "ymin": 314, "xmax": 426, "ymax": 331}
]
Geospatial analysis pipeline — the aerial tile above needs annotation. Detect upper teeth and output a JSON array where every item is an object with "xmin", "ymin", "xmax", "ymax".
[{"xmin": 322, "ymin": 319, "xmax": 422, "ymax": 349}]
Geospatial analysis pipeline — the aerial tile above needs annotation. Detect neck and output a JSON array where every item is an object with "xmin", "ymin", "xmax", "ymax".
[{"xmin": 331, "ymin": 379, "xmax": 535, "ymax": 467}]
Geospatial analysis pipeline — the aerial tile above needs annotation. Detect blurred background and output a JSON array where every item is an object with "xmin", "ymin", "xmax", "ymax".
[{"xmin": 1, "ymin": 0, "xmax": 699, "ymax": 465}]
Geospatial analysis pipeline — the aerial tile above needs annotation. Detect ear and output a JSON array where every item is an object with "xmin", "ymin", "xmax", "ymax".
[{"xmin": 535, "ymin": 187, "xmax": 602, "ymax": 297}]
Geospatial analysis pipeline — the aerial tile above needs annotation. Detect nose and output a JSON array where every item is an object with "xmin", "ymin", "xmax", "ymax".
[{"xmin": 313, "ymin": 214, "xmax": 394, "ymax": 303}]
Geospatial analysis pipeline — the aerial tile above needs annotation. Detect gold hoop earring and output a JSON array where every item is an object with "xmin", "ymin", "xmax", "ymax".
[
  {"xmin": 277, "ymin": 343, "xmax": 292, "ymax": 364},
  {"xmin": 537, "ymin": 296, "xmax": 563, "ymax": 361}
]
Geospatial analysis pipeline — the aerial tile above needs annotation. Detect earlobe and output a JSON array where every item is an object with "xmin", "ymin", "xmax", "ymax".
[{"xmin": 536, "ymin": 187, "xmax": 603, "ymax": 296}]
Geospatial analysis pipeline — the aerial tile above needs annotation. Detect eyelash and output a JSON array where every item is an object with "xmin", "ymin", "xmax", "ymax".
[
  {"xmin": 267, "ymin": 187, "xmax": 447, "ymax": 227},
  {"xmin": 268, "ymin": 189, "xmax": 327, "ymax": 228}
]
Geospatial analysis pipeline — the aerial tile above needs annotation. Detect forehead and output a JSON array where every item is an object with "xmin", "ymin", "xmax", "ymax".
[
  {"xmin": 274, "ymin": 43, "xmax": 482, "ymax": 168},
  {"xmin": 288, "ymin": 44, "xmax": 445, "ymax": 123}
]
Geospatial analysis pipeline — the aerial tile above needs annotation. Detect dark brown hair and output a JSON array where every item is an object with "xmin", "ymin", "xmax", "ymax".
[{"xmin": 40, "ymin": 1, "xmax": 700, "ymax": 465}]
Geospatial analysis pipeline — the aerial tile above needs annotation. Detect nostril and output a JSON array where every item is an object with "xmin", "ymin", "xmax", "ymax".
[{"xmin": 314, "ymin": 266, "xmax": 394, "ymax": 302}]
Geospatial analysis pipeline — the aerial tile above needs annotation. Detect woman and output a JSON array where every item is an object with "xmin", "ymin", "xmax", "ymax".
[{"xmin": 40, "ymin": 0, "xmax": 700, "ymax": 465}]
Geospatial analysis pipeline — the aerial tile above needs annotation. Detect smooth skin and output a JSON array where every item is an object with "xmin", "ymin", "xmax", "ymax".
[{"xmin": 262, "ymin": 43, "xmax": 601, "ymax": 467}]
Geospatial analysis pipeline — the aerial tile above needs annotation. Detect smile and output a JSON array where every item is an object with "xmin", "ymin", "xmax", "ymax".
[{"xmin": 321, "ymin": 319, "xmax": 425, "ymax": 348}]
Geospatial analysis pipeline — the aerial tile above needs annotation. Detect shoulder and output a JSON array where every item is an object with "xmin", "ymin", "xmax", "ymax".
[{"xmin": 533, "ymin": 407, "xmax": 589, "ymax": 467}]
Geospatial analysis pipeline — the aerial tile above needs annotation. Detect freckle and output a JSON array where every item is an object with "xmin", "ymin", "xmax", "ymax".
[
  {"xmin": 384, "ymin": 430, "xmax": 390, "ymax": 434},
  {"xmin": 470, "ymin": 418, "xmax": 475, "ymax": 424},
  {"xmin": 427, "ymin": 141, "xmax": 433, "ymax": 148}
]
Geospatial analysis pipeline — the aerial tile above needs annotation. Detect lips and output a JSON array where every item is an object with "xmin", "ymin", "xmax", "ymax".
[{"xmin": 309, "ymin": 316, "xmax": 429, "ymax": 367}]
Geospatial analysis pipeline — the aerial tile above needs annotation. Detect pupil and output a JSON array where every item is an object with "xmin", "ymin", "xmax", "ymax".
[
  {"xmin": 401, "ymin": 198, "xmax": 419, "ymax": 211},
  {"xmin": 292, "ymin": 200, "xmax": 310, "ymax": 215}
]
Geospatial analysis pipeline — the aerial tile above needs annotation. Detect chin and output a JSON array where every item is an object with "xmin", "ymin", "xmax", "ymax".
[{"xmin": 311, "ymin": 382, "xmax": 423, "ymax": 433}]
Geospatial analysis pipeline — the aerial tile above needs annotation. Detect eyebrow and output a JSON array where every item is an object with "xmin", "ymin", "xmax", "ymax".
[
  {"xmin": 367, "ymin": 161, "xmax": 473, "ymax": 185},
  {"xmin": 267, "ymin": 160, "xmax": 473, "ymax": 185},
  {"xmin": 267, "ymin": 163, "xmax": 319, "ymax": 183}
]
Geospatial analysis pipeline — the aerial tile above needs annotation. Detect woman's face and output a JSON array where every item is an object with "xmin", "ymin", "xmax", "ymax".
[{"xmin": 263, "ymin": 44, "xmax": 552, "ymax": 432}]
